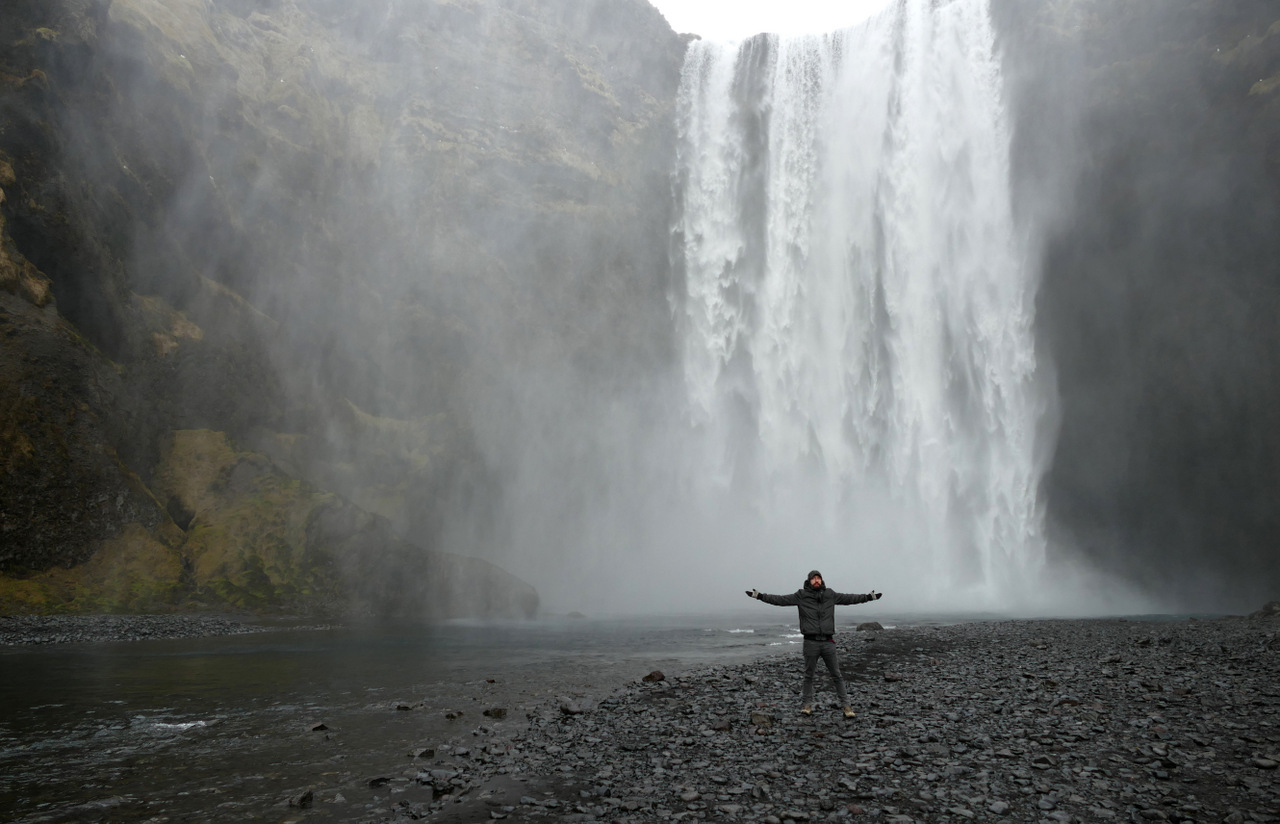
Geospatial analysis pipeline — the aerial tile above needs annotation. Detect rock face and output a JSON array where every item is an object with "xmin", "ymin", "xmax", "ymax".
[
  {"xmin": 1, "ymin": 424, "xmax": 540, "ymax": 617},
  {"xmin": 993, "ymin": 0, "xmax": 1280, "ymax": 608},
  {"xmin": 0, "ymin": 0, "xmax": 683, "ymax": 614}
]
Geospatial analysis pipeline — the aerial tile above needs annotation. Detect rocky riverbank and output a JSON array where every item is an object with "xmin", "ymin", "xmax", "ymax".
[
  {"xmin": 356, "ymin": 616, "xmax": 1279, "ymax": 824},
  {"xmin": 0, "ymin": 613, "xmax": 312, "ymax": 645}
]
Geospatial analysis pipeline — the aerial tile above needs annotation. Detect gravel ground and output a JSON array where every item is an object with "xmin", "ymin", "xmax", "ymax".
[
  {"xmin": 0, "ymin": 613, "xmax": 288, "ymax": 644},
  {"xmin": 356, "ymin": 615, "xmax": 1280, "ymax": 824}
]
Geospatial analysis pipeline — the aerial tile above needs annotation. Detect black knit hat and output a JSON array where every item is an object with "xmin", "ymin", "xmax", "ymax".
[{"xmin": 807, "ymin": 570, "xmax": 823, "ymax": 581}]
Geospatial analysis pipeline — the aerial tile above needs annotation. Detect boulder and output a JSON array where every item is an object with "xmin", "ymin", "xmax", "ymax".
[{"xmin": 1250, "ymin": 602, "xmax": 1280, "ymax": 620}]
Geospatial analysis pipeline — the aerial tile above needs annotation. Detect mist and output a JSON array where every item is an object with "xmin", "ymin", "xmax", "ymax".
[
  {"xmin": 475, "ymin": 0, "xmax": 1057, "ymax": 616},
  {"xmin": 472, "ymin": 0, "xmax": 1280, "ymax": 617}
]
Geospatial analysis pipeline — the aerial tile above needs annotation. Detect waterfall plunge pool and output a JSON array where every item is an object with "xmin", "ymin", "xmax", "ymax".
[{"xmin": 0, "ymin": 615, "xmax": 810, "ymax": 822}]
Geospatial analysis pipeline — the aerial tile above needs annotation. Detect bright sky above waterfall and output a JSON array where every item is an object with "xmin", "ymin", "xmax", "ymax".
[{"xmin": 651, "ymin": 0, "xmax": 894, "ymax": 40}]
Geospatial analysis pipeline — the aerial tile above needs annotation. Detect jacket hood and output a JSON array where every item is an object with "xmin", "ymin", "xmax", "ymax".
[{"xmin": 804, "ymin": 570, "xmax": 825, "ymax": 591}]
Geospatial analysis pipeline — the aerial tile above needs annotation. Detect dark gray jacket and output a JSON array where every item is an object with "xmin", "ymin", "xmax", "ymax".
[{"xmin": 759, "ymin": 580, "xmax": 873, "ymax": 636}]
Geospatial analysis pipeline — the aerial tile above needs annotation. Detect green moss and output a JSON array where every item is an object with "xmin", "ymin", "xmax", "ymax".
[
  {"xmin": 0, "ymin": 524, "xmax": 185, "ymax": 614},
  {"xmin": 159, "ymin": 430, "xmax": 343, "ymax": 613},
  {"xmin": 0, "ymin": 578, "xmax": 60, "ymax": 614}
]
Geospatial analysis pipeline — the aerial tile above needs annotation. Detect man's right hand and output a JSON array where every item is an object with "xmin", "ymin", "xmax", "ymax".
[
  {"xmin": 746, "ymin": 589, "xmax": 761, "ymax": 599},
  {"xmin": 868, "ymin": 591, "xmax": 882, "ymax": 600}
]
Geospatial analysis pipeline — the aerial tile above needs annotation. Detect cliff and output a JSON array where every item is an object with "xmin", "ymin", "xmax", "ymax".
[
  {"xmin": 0, "ymin": 0, "xmax": 683, "ymax": 615},
  {"xmin": 994, "ymin": 0, "xmax": 1280, "ymax": 607}
]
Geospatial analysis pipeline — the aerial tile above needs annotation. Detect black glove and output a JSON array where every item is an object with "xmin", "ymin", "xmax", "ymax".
[
  {"xmin": 869, "ymin": 591, "xmax": 882, "ymax": 600},
  {"xmin": 745, "ymin": 589, "xmax": 761, "ymax": 599}
]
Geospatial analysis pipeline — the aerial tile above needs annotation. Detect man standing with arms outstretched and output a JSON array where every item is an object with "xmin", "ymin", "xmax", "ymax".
[{"xmin": 747, "ymin": 570, "xmax": 882, "ymax": 717}]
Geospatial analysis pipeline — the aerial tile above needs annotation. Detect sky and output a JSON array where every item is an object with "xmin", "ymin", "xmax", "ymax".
[{"xmin": 649, "ymin": 0, "xmax": 894, "ymax": 40}]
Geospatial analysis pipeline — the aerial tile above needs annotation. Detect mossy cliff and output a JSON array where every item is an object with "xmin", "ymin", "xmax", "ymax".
[
  {"xmin": 0, "ymin": 0, "xmax": 683, "ymax": 616},
  {"xmin": 1, "ymin": 426, "xmax": 538, "ymax": 617}
]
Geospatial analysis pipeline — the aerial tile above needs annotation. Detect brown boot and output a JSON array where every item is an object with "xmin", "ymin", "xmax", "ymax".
[
  {"xmin": 842, "ymin": 706, "xmax": 856, "ymax": 718},
  {"xmin": 800, "ymin": 704, "xmax": 813, "ymax": 716}
]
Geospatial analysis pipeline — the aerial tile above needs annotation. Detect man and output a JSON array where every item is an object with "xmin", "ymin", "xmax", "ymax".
[{"xmin": 747, "ymin": 570, "xmax": 882, "ymax": 717}]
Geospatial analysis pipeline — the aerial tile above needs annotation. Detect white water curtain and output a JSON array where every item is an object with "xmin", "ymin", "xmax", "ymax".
[{"xmin": 673, "ymin": 0, "xmax": 1049, "ymax": 607}]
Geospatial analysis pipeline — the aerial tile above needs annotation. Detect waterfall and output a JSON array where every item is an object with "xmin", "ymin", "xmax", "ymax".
[{"xmin": 672, "ymin": 0, "xmax": 1049, "ymax": 607}]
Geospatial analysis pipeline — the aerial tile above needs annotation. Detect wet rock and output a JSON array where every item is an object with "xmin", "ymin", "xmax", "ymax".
[
  {"xmin": 288, "ymin": 789, "xmax": 313, "ymax": 808},
  {"xmin": 642, "ymin": 670, "xmax": 665, "ymax": 683},
  {"xmin": 482, "ymin": 708, "xmax": 507, "ymax": 719},
  {"xmin": 0, "ymin": 615, "xmax": 280, "ymax": 646},
  {"xmin": 857, "ymin": 622, "xmax": 885, "ymax": 632},
  {"xmin": 1249, "ymin": 602, "xmax": 1280, "ymax": 620},
  {"xmin": 382, "ymin": 617, "xmax": 1280, "ymax": 824},
  {"xmin": 558, "ymin": 697, "xmax": 593, "ymax": 715}
]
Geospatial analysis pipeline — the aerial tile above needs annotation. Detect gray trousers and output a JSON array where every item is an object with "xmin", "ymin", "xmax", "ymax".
[{"xmin": 802, "ymin": 638, "xmax": 849, "ymax": 705}]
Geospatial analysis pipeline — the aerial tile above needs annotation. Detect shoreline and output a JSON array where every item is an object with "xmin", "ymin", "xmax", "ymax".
[
  {"xmin": 0, "ymin": 613, "xmax": 330, "ymax": 645},
  {"xmin": 367, "ymin": 615, "xmax": 1279, "ymax": 824},
  {"xmin": 2, "ymin": 613, "xmax": 1277, "ymax": 822},
  {"xmin": 0, "ymin": 608, "xmax": 1266, "ymax": 647}
]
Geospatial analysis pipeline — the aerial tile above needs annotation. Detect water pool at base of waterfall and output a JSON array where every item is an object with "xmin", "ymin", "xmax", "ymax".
[{"xmin": 0, "ymin": 615, "xmax": 826, "ymax": 823}]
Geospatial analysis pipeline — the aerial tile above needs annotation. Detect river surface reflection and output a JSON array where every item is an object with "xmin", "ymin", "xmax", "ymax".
[{"xmin": 0, "ymin": 614, "xmax": 801, "ymax": 823}]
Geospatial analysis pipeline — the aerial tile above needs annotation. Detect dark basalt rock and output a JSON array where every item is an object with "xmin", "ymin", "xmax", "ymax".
[
  {"xmin": 993, "ymin": 0, "xmax": 1280, "ymax": 610},
  {"xmin": 1250, "ymin": 601, "xmax": 1280, "ymax": 620},
  {"xmin": 400, "ymin": 616, "xmax": 1280, "ymax": 824}
]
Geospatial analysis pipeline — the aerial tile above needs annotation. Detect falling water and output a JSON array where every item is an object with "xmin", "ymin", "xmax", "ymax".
[{"xmin": 672, "ymin": 0, "xmax": 1050, "ymax": 608}]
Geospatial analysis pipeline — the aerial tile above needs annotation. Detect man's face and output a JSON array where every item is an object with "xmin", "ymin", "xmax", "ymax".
[{"xmin": 809, "ymin": 574, "xmax": 823, "ymax": 588}]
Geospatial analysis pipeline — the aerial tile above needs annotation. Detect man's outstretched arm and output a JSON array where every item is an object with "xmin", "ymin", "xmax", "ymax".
[
  {"xmin": 834, "ymin": 590, "xmax": 882, "ymax": 605},
  {"xmin": 746, "ymin": 589, "xmax": 800, "ymax": 606}
]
